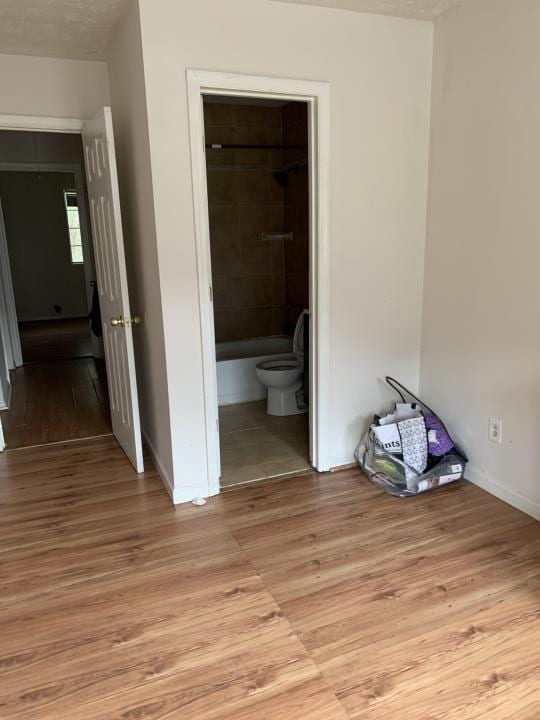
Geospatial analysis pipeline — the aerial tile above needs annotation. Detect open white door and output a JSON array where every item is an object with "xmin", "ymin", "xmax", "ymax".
[{"xmin": 82, "ymin": 107, "xmax": 144, "ymax": 473}]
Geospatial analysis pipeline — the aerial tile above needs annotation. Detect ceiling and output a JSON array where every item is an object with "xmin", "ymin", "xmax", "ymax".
[
  {"xmin": 0, "ymin": 0, "xmax": 461, "ymax": 63},
  {"xmin": 270, "ymin": 0, "xmax": 462, "ymax": 21},
  {"xmin": 0, "ymin": 0, "xmax": 127, "ymax": 60}
]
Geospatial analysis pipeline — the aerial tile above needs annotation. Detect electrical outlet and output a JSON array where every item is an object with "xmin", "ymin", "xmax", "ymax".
[{"xmin": 489, "ymin": 417, "xmax": 502, "ymax": 444}]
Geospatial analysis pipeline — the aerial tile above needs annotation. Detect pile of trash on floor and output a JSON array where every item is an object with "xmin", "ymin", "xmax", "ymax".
[{"xmin": 355, "ymin": 377, "xmax": 468, "ymax": 497}]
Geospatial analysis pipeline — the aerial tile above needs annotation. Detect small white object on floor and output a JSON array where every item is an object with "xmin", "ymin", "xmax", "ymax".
[{"xmin": 192, "ymin": 497, "xmax": 207, "ymax": 506}]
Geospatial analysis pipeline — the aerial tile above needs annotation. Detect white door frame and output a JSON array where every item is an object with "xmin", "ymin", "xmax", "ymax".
[
  {"xmin": 187, "ymin": 69, "xmax": 331, "ymax": 496},
  {"xmin": 0, "ymin": 115, "xmax": 82, "ymax": 134},
  {"xmin": 0, "ymin": 160, "xmax": 99, "ymax": 357}
]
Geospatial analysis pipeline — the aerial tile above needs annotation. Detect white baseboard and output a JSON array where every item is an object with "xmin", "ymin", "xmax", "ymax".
[
  {"xmin": 141, "ymin": 427, "xmax": 176, "ymax": 504},
  {"xmin": 141, "ymin": 427, "xmax": 210, "ymax": 506},
  {"xmin": 467, "ymin": 464, "xmax": 540, "ymax": 522},
  {"xmin": 330, "ymin": 461, "xmax": 358, "ymax": 472},
  {"xmin": 319, "ymin": 454, "xmax": 540, "ymax": 522}
]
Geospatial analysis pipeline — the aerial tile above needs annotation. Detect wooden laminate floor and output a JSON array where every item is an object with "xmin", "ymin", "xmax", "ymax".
[
  {"xmin": 1, "ymin": 436, "xmax": 539, "ymax": 719},
  {"xmin": 0, "ymin": 358, "xmax": 111, "ymax": 449}
]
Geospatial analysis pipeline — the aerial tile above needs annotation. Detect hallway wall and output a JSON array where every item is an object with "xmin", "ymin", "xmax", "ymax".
[
  {"xmin": 0, "ymin": 53, "xmax": 109, "ymax": 120},
  {"xmin": 0, "ymin": 171, "xmax": 87, "ymax": 321}
]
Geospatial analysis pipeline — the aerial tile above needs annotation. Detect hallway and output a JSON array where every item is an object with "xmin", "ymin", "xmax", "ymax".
[{"xmin": 0, "ymin": 358, "xmax": 111, "ymax": 448}]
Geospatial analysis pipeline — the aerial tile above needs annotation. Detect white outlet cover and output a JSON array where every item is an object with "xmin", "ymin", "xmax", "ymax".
[{"xmin": 489, "ymin": 417, "xmax": 502, "ymax": 445}]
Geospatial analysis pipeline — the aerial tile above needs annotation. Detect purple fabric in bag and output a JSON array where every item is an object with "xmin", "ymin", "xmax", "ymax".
[{"xmin": 424, "ymin": 412, "xmax": 454, "ymax": 457}]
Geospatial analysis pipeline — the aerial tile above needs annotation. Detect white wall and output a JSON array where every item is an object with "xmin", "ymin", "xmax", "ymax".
[
  {"xmin": 106, "ymin": 1, "xmax": 175, "ymax": 495},
  {"xmin": 421, "ymin": 0, "xmax": 540, "ymax": 520},
  {"xmin": 137, "ymin": 0, "xmax": 433, "ymax": 501},
  {"xmin": 0, "ymin": 53, "xmax": 109, "ymax": 119}
]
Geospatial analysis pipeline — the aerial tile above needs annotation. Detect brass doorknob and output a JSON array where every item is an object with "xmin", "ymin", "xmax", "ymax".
[
  {"xmin": 131, "ymin": 315, "xmax": 142, "ymax": 325},
  {"xmin": 111, "ymin": 316, "xmax": 124, "ymax": 327}
]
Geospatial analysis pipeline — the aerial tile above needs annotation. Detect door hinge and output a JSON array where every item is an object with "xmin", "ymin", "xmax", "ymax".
[{"xmin": 209, "ymin": 286, "xmax": 213, "ymax": 302}]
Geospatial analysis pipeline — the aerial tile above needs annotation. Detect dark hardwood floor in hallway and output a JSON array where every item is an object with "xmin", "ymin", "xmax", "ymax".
[
  {"xmin": 0, "ymin": 436, "xmax": 539, "ymax": 719},
  {"xmin": 0, "ymin": 318, "xmax": 111, "ymax": 449},
  {"xmin": 19, "ymin": 317, "xmax": 93, "ymax": 363},
  {"xmin": 0, "ymin": 358, "xmax": 111, "ymax": 448}
]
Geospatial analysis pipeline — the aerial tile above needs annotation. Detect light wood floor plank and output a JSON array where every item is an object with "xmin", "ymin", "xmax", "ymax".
[{"xmin": 0, "ymin": 436, "xmax": 538, "ymax": 718}]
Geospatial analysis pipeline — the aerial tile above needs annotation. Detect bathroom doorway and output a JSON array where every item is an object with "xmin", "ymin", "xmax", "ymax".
[
  {"xmin": 204, "ymin": 96, "xmax": 311, "ymax": 487},
  {"xmin": 188, "ymin": 70, "xmax": 331, "ymax": 495}
]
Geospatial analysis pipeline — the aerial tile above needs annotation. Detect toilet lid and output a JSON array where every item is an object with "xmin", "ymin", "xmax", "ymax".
[{"xmin": 293, "ymin": 310, "xmax": 308, "ymax": 363}]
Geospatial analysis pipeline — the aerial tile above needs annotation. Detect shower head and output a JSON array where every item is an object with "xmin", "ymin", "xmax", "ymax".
[
  {"xmin": 273, "ymin": 170, "xmax": 289, "ymax": 188},
  {"xmin": 273, "ymin": 163, "xmax": 302, "ymax": 188}
]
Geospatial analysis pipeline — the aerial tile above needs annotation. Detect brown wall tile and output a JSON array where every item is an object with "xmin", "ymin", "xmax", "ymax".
[
  {"xmin": 241, "ymin": 240, "xmax": 272, "ymax": 275},
  {"xmin": 237, "ymin": 170, "xmax": 269, "ymax": 206},
  {"xmin": 205, "ymin": 99, "xmax": 309, "ymax": 343},
  {"xmin": 209, "ymin": 205, "xmax": 238, "ymax": 243},
  {"xmin": 207, "ymin": 169, "xmax": 238, "ymax": 206},
  {"xmin": 204, "ymin": 102, "xmax": 235, "ymax": 128},
  {"xmin": 234, "ymin": 104, "xmax": 282, "ymax": 129},
  {"xmin": 211, "ymin": 240, "xmax": 242, "ymax": 277},
  {"xmin": 214, "ymin": 277, "xmax": 244, "ymax": 310},
  {"xmin": 238, "ymin": 206, "xmax": 270, "ymax": 242},
  {"xmin": 283, "ymin": 102, "xmax": 310, "ymax": 318},
  {"xmin": 241, "ymin": 275, "xmax": 274, "ymax": 308}
]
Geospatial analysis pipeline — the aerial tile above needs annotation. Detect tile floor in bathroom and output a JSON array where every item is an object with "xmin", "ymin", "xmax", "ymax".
[{"xmin": 219, "ymin": 399, "xmax": 310, "ymax": 488}]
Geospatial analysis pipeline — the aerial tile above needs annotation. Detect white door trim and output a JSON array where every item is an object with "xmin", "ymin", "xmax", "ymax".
[
  {"xmin": 0, "ymin": 114, "xmax": 82, "ymax": 134},
  {"xmin": 0, "ymin": 160, "xmax": 98, "ymax": 357},
  {"xmin": 187, "ymin": 69, "xmax": 331, "ymax": 497}
]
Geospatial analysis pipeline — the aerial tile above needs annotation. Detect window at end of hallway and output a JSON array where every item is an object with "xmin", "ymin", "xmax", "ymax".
[{"xmin": 64, "ymin": 190, "xmax": 83, "ymax": 264}]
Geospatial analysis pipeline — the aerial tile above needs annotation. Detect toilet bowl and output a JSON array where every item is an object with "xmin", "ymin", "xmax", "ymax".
[{"xmin": 256, "ymin": 311, "xmax": 308, "ymax": 416}]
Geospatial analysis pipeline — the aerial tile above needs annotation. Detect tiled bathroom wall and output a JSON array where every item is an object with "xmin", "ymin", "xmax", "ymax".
[
  {"xmin": 205, "ymin": 101, "xmax": 286, "ymax": 342},
  {"xmin": 204, "ymin": 100, "xmax": 309, "ymax": 343},
  {"xmin": 283, "ymin": 102, "xmax": 310, "ymax": 335}
]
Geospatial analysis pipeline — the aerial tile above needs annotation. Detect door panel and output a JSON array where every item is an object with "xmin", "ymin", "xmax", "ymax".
[{"xmin": 82, "ymin": 108, "xmax": 143, "ymax": 472}]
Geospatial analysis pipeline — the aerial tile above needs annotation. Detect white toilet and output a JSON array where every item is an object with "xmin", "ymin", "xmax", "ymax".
[{"xmin": 256, "ymin": 311, "xmax": 308, "ymax": 416}]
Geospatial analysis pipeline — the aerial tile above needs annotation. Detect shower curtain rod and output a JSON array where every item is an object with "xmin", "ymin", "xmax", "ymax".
[{"xmin": 205, "ymin": 143, "xmax": 307, "ymax": 150}]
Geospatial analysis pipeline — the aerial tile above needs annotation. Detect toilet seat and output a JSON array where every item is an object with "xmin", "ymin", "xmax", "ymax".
[{"xmin": 257, "ymin": 359, "xmax": 299, "ymax": 372}]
